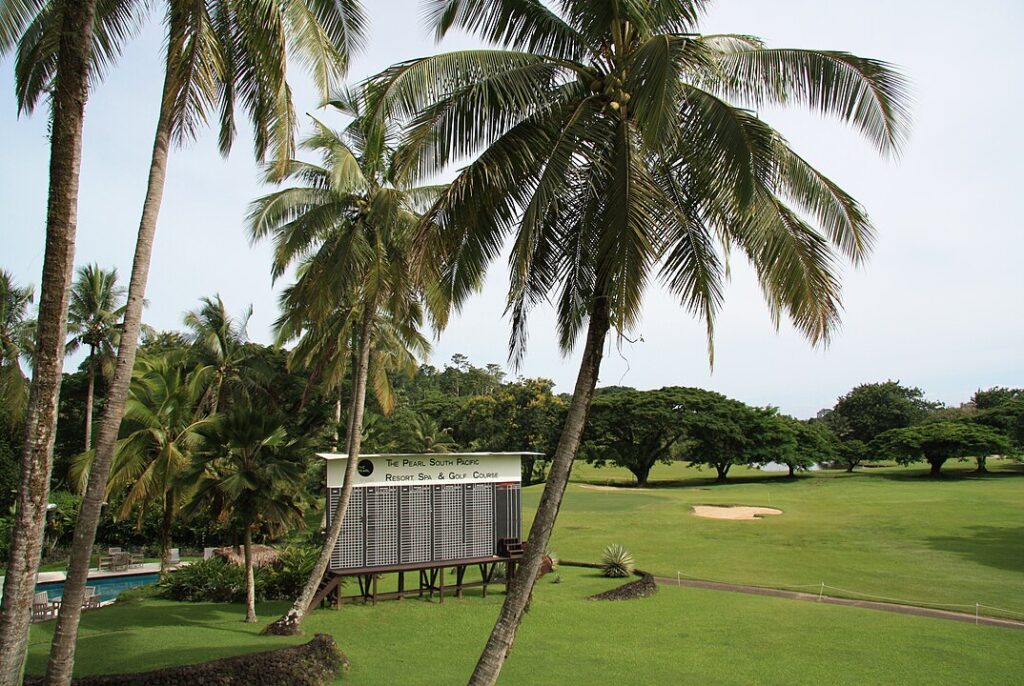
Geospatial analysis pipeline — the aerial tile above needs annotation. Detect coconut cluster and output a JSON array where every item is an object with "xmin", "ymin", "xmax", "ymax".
[{"xmin": 588, "ymin": 71, "xmax": 632, "ymax": 117}]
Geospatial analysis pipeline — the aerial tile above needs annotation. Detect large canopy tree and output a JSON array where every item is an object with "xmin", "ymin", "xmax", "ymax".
[
  {"xmin": 14, "ymin": 1, "xmax": 368, "ymax": 681},
  {"xmin": 369, "ymin": 1, "xmax": 910, "ymax": 682},
  {"xmin": 583, "ymin": 386, "xmax": 691, "ymax": 485},
  {"xmin": 249, "ymin": 91, "xmax": 446, "ymax": 634},
  {"xmin": 0, "ymin": 2, "xmax": 105, "ymax": 680},
  {"xmin": 823, "ymin": 381, "xmax": 934, "ymax": 471},
  {"xmin": 871, "ymin": 421, "xmax": 1010, "ymax": 477},
  {"xmin": 66, "ymin": 264, "xmax": 126, "ymax": 450}
]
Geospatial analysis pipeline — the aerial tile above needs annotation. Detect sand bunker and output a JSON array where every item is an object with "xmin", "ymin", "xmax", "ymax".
[{"xmin": 691, "ymin": 505, "xmax": 782, "ymax": 520}]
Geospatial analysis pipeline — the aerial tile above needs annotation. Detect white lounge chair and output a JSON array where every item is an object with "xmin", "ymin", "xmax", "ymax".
[
  {"xmin": 168, "ymin": 548, "xmax": 180, "ymax": 567},
  {"xmin": 32, "ymin": 591, "xmax": 56, "ymax": 621},
  {"xmin": 83, "ymin": 586, "xmax": 101, "ymax": 610}
]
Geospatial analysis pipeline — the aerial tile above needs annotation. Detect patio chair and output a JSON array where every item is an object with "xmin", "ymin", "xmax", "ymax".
[
  {"xmin": 130, "ymin": 550, "xmax": 144, "ymax": 567},
  {"xmin": 32, "ymin": 591, "xmax": 56, "ymax": 622},
  {"xmin": 203, "ymin": 547, "xmax": 217, "ymax": 560},
  {"xmin": 107, "ymin": 547, "xmax": 122, "ymax": 555},
  {"xmin": 83, "ymin": 587, "xmax": 101, "ymax": 610},
  {"xmin": 168, "ymin": 548, "xmax": 181, "ymax": 567}
]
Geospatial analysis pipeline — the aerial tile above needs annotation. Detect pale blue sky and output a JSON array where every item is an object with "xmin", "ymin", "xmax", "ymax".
[{"xmin": 2, "ymin": 1, "xmax": 1022, "ymax": 417}]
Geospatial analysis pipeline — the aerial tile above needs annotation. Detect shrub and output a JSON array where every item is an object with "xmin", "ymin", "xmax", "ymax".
[
  {"xmin": 601, "ymin": 544, "xmax": 635, "ymax": 578},
  {"xmin": 23, "ymin": 634, "xmax": 345, "ymax": 686},
  {"xmin": 263, "ymin": 545, "xmax": 320, "ymax": 600},
  {"xmin": 158, "ymin": 546, "xmax": 322, "ymax": 603},
  {"xmin": 158, "ymin": 558, "xmax": 248, "ymax": 603}
]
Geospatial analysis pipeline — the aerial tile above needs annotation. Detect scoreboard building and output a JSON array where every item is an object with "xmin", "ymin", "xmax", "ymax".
[{"xmin": 315, "ymin": 452, "xmax": 540, "ymax": 605}]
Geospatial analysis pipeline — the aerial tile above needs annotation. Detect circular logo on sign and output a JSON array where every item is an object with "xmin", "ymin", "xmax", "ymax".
[{"xmin": 356, "ymin": 459, "xmax": 374, "ymax": 477}]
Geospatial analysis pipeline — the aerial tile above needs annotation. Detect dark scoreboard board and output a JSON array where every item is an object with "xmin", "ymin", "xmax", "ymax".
[{"xmin": 327, "ymin": 481, "xmax": 522, "ymax": 571}]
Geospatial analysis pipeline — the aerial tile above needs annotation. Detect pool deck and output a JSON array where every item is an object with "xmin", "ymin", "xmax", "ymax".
[
  {"xmin": 34, "ymin": 562, "xmax": 165, "ymax": 584},
  {"xmin": 0, "ymin": 562, "xmax": 166, "ymax": 598}
]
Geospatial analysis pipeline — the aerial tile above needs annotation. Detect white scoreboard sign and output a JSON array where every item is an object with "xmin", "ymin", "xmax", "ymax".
[{"xmin": 320, "ymin": 452, "xmax": 527, "ymax": 488}]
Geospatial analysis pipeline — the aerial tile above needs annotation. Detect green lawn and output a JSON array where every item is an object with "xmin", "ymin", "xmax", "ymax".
[
  {"xmin": 22, "ymin": 461, "xmax": 1024, "ymax": 683},
  {"xmin": 545, "ymin": 459, "xmax": 1024, "ymax": 615},
  {"xmin": 26, "ymin": 565, "xmax": 1023, "ymax": 684}
]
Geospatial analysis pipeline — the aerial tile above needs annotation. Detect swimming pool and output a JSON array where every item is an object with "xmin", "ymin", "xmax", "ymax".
[{"xmin": 36, "ymin": 573, "xmax": 160, "ymax": 604}]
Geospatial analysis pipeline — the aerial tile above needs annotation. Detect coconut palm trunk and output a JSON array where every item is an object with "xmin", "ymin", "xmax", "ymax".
[
  {"xmin": 44, "ymin": 60, "xmax": 176, "ymax": 686},
  {"xmin": 469, "ymin": 296, "xmax": 610, "ymax": 686},
  {"xmin": 159, "ymin": 491, "xmax": 174, "ymax": 577},
  {"xmin": 265, "ymin": 301, "xmax": 375, "ymax": 636},
  {"xmin": 83, "ymin": 347, "xmax": 95, "ymax": 449},
  {"xmin": 0, "ymin": 2, "xmax": 98, "ymax": 683},
  {"xmin": 243, "ymin": 527, "xmax": 257, "ymax": 623}
]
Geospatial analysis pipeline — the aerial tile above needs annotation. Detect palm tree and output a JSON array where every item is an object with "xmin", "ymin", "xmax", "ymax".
[
  {"xmin": 411, "ymin": 415, "xmax": 457, "ymax": 453},
  {"xmin": 0, "ymin": 270, "xmax": 34, "ymax": 425},
  {"xmin": 280, "ymin": 299, "xmax": 429, "ymax": 446},
  {"xmin": 185, "ymin": 406, "xmax": 305, "ymax": 623},
  {"xmin": 0, "ymin": 2, "xmax": 102, "ymax": 680},
  {"xmin": 370, "ymin": 2, "xmax": 910, "ymax": 682},
  {"xmin": 19, "ymin": 3, "xmax": 367, "ymax": 679},
  {"xmin": 66, "ymin": 264, "xmax": 126, "ymax": 450},
  {"xmin": 184, "ymin": 295, "xmax": 258, "ymax": 414},
  {"xmin": 70, "ymin": 354, "xmax": 214, "ymax": 575},
  {"xmin": 248, "ymin": 91, "xmax": 446, "ymax": 634}
]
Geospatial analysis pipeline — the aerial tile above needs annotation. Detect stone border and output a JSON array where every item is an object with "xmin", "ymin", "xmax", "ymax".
[{"xmin": 560, "ymin": 560, "xmax": 658, "ymax": 601}]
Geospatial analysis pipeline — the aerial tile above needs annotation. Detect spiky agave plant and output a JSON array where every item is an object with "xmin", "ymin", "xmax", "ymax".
[{"xmin": 601, "ymin": 544, "xmax": 635, "ymax": 578}]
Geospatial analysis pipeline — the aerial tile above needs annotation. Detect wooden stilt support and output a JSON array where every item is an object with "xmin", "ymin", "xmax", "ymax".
[
  {"xmin": 398, "ymin": 571, "xmax": 405, "ymax": 601},
  {"xmin": 439, "ymin": 566, "xmax": 445, "ymax": 604}
]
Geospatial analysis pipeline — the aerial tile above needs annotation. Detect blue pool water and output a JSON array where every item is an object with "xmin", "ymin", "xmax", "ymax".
[{"xmin": 36, "ymin": 573, "xmax": 160, "ymax": 604}]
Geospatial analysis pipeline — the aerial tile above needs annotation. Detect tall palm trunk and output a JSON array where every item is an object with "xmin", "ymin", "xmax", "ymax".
[
  {"xmin": 332, "ymin": 386, "xmax": 343, "ymax": 449},
  {"xmin": 83, "ymin": 347, "xmax": 95, "ymax": 450},
  {"xmin": 468, "ymin": 296, "xmax": 610, "ymax": 686},
  {"xmin": 243, "ymin": 527, "xmax": 257, "ymax": 623},
  {"xmin": 159, "ymin": 492, "xmax": 174, "ymax": 577},
  {"xmin": 44, "ymin": 58, "xmax": 177, "ymax": 686},
  {"xmin": 264, "ymin": 301, "xmax": 376, "ymax": 636},
  {"xmin": 0, "ymin": 2, "xmax": 98, "ymax": 683}
]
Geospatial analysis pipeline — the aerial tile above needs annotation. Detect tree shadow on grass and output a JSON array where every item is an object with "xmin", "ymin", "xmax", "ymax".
[
  {"xmin": 870, "ymin": 468, "xmax": 1024, "ymax": 483},
  {"xmin": 925, "ymin": 526, "xmax": 1024, "ymax": 573},
  {"xmin": 573, "ymin": 473, "xmax": 815, "ymax": 490}
]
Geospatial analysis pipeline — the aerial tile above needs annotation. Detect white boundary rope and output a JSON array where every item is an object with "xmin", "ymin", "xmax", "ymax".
[{"xmin": 669, "ymin": 570, "xmax": 1024, "ymax": 620}]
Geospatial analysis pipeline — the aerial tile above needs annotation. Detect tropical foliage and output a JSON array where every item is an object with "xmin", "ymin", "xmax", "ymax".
[
  {"xmin": 66, "ymin": 264, "xmax": 126, "ymax": 450},
  {"xmin": 0, "ymin": 269, "xmax": 34, "ymax": 425},
  {"xmin": 186, "ymin": 406, "xmax": 306, "ymax": 621}
]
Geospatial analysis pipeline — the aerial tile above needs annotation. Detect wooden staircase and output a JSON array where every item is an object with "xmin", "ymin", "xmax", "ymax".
[
  {"xmin": 498, "ymin": 537, "xmax": 524, "ymax": 558},
  {"xmin": 308, "ymin": 574, "xmax": 341, "ymax": 611}
]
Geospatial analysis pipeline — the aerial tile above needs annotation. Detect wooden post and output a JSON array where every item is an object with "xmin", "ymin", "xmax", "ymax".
[
  {"xmin": 398, "ymin": 571, "xmax": 405, "ymax": 601},
  {"xmin": 372, "ymin": 573, "xmax": 378, "ymax": 606},
  {"xmin": 439, "ymin": 566, "xmax": 445, "ymax": 604}
]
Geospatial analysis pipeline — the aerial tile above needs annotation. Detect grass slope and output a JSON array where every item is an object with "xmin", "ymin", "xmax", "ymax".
[
  {"xmin": 26, "ymin": 567, "xmax": 1023, "ymax": 684},
  {"xmin": 544, "ymin": 461, "xmax": 1024, "ymax": 613}
]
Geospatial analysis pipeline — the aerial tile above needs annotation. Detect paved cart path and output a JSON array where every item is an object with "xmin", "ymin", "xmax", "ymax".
[{"xmin": 650, "ymin": 575, "xmax": 1024, "ymax": 630}]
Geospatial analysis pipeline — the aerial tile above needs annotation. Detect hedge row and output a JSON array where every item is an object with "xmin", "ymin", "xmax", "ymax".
[{"xmin": 25, "ymin": 634, "xmax": 346, "ymax": 686}]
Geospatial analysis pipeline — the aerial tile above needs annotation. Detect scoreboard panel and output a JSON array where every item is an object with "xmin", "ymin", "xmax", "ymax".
[{"xmin": 326, "ymin": 479, "xmax": 522, "ymax": 571}]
